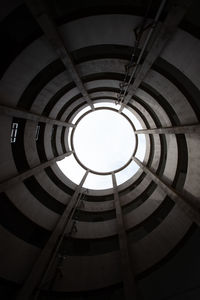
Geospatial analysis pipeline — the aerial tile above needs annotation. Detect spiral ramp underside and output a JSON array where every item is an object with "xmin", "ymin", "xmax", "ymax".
[{"xmin": 0, "ymin": 0, "xmax": 200, "ymax": 299}]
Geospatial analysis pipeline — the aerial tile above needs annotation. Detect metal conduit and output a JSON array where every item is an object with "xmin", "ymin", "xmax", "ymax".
[
  {"xmin": 33, "ymin": 188, "xmax": 88, "ymax": 299},
  {"xmin": 119, "ymin": 0, "xmax": 167, "ymax": 105}
]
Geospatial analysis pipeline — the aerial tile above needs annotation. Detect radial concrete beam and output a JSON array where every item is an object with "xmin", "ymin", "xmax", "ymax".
[
  {"xmin": 0, "ymin": 104, "xmax": 75, "ymax": 128},
  {"xmin": 0, "ymin": 152, "xmax": 72, "ymax": 193},
  {"xmin": 16, "ymin": 170, "xmax": 89, "ymax": 300},
  {"xmin": 133, "ymin": 157, "xmax": 200, "ymax": 226},
  {"xmin": 112, "ymin": 173, "xmax": 137, "ymax": 300},
  {"xmin": 119, "ymin": 0, "xmax": 193, "ymax": 111},
  {"xmin": 135, "ymin": 124, "xmax": 200, "ymax": 135},
  {"xmin": 25, "ymin": 0, "xmax": 94, "ymax": 111}
]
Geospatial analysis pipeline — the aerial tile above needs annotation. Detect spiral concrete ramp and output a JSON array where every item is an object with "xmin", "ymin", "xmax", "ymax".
[{"xmin": 0, "ymin": 0, "xmax": 200, "ymax": 299}]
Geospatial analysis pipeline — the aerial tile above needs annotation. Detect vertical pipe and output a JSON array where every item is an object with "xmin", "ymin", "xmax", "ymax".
[
  {"xmin": 16, "ymin": 170, "xmax": 89, "ymax": 300},
  {"xmin": 112, "ymin": 173, "xmax": 137, "ymax": 300}
]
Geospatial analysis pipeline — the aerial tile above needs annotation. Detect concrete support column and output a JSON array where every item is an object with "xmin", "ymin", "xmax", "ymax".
[
  {"xmin": 0, "ymin": 104, "xmax": 75, "ymax": 128},
  {"xmin": 135, "ymin": 124, "xmax": 200, "ymax": 135},
  {"xmin": 133, "ymin": 157, "xmax": 200, "ymax": 226},
  {"xmin": 25, "ymin": 0, "xmax": 94, "ymax": 110},
  {"xmin": 119, "ymin": 0, "xmax": 193, "ymax": 111},
  {"xmin": 0, "ymin": 152, "xmax": 72, "ymax": 193},
  {"xmin": 16, "ymin": 170, "xmax": 89, "ymax": 300},
  {"xmin": 112, "ymin": 173, "xmax": 137, "ymax": 300}
]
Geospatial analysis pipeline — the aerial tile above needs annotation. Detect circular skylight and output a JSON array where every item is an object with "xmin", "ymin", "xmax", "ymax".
[
  {"xmin": 72, "ymin": 109, "xmax": 136, "ymax": 173},
  {"xmin": 57, "ymin": 103, "xmax": 147, "ymax": 190}
]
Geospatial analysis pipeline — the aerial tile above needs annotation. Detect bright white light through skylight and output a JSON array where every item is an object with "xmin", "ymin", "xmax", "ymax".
[
  {"xmin": 57, "ymin": 154, "xmax": 85, "ymax": 184},
  {"xmin": 116, "ymin": 160, "xmax": 140, "ymax": 186},
  {"xmin": 94, "ymin": 102, "xmax": 121, "ymax": 110},
  {"xmin": 73, "ymin": 110, "xmax": 135, "ymax": 173},
  {"xmin": 83, "ymin": 173, "xmax": 113, "ymax": 190},
  {"xmin": 56, "ymin": 103, "xmax": 147, "ymax": 190}
]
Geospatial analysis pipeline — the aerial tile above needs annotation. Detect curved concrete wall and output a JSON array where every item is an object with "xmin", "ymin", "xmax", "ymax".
[{"xmin": 0, "ymin": 4, "xmax": 200, "ymax": 298}]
